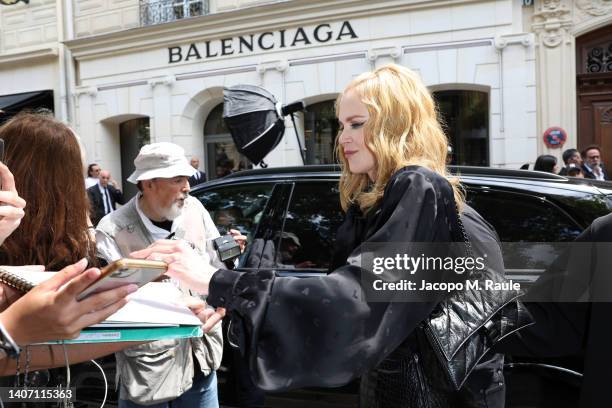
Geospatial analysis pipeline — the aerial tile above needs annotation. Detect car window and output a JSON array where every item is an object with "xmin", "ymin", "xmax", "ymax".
[
  {"xmin": 467, "ymin": 189, "xmax": 583, "ymax": 282},
  {"xmin": 193, "ymin": 183, "xmax": 274, "ymax": 238},
  {"xmin": 467, "ymin": 190, "xmax": 582, "ymax": 242},
  {"xmin": 277, "ymin": 182, "xmax": 344, "ymax": 270}
]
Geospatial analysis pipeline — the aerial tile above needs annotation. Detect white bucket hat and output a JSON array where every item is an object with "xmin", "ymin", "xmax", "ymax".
[{"xmin": 127, "ymin": 142, "xmax": 197, "ymax": 184}]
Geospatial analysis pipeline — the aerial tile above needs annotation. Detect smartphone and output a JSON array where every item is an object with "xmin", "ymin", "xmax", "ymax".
[
  {"xmin": 0, "ymin": 139, "xmax": 4, "ymax": 190},
  {"xmin": 77, "ymin": 258, "xmax": 167, "ymax": 300}
]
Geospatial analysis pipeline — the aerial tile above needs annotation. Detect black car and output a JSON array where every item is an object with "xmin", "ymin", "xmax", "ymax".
[
  {"xmin": 192, "ymin": 165, "xmax": 612, "ymax": 408},
  {"xmin": 73, "ymin": 165, "xmax": 612, "ymax": 407}
]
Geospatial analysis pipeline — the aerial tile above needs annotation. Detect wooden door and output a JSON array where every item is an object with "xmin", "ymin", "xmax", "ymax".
[
  {"xmin": 577, "ymin": 25, "xmax": 612, "ymax": 164},
  {"xmin": 594, "ymin": 103, "xmax": 612, "ymax": 161}
]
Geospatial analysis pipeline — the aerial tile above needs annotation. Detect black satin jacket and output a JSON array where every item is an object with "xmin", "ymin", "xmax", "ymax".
[{"xmin": 208, "ymin": 166, "xmax": 505, "ymax": 404}]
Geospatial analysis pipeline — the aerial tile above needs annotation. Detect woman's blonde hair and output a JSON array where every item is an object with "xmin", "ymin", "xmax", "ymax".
[{"xmin": 335, "ymin": 63, "xmax": 463, "ymax": 213}]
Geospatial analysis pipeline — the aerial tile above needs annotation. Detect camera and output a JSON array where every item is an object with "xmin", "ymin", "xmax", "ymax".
[{"xmin": 213, "ymin": 234, "xmax": 241, "ymax": 262}]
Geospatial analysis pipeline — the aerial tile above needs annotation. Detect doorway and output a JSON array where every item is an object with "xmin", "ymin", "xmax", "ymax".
[
  {"xmin": 577, "ymin": 25, "xmax": 612, "ymax": 164},
  {"xmin": 119, "ymin": 117, "xmax": 150, "ymax": 199},
  {"xmin": 203, "ymin": 103, "xmax": 252, "ymax": 179}
]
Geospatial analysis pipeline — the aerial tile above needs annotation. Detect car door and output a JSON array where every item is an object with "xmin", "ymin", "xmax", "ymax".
[
  {"xmin": 248, "ymin": 180, "xmax": 345, "ymax": 276},
  {"xmin": 243, "ymin": 180, "xmax": 357, "ymax": 407},
  {"xmin": 465, "ymin": 187, "xmax": 584, "ymax": 285}
]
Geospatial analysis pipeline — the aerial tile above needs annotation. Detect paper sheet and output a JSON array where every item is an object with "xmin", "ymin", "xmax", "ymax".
[{"xmin": 6, "ymin": 270, "xmax": 201, "ymax": 328}]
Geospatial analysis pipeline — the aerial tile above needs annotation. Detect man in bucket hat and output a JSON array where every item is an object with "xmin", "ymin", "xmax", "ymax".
[{"xmin": 95, "ymin": 142, "xmax": 243, "ymax": 408}]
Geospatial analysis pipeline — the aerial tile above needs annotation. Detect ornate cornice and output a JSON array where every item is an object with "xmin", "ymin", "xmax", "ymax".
[
  {"xmin": 256, "ymin": 59, "xmax": 288, "ymax": 74},
  {"xmin": 0, "ymin": 46, "xmax": 58, "ymax": 66},
  {"xmin": 577, "ymin": 0, "xmax": 612, "ymax": 17},
  {"xmin": 532, "ymin": 0, "xmax": 573, "ymax": 48},
  {"xmin": 64, "ymin": 0, "xmax": 479, "ymax": 61},
  {"xmin": 366, "ymin": 46, "xmax": 401, "ymax": 62}
]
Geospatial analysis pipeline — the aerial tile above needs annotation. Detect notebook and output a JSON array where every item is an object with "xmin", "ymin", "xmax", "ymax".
[{"xmin": 0, "ymin": 268, "xmax": 204, "ymax": 343}]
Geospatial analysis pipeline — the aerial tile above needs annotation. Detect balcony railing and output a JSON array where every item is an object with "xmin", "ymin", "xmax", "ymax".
[{"xmin": 140, "ymin": 0, "xmax": 209, "ymax": 26}]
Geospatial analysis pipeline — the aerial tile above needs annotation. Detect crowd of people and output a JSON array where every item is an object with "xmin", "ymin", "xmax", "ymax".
[
  {"xmin": 0, "ymin": 63, "xmax": 609, "ymax": 408},
  {"xmin": 532, "ymin": 145, "xmax": 609, "ymax": 180}
]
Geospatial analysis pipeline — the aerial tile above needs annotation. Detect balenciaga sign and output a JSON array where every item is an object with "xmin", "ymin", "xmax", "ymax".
[{"xmin": 168, "ymin": 21, "xmax": 358, "ymax": 64}]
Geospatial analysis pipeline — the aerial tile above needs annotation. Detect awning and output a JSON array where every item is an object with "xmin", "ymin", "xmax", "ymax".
[{"xmin": 0, "ymin": 90, "xmax": 54, "ymax": 117}]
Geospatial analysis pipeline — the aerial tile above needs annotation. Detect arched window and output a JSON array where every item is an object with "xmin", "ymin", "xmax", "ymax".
[
  {"xmin": 304, "ymin": 100, "xmax": 339, "ymax": 165},
  {"xmin": 204, "ymin": 103, "xmax": 252, "ymax": 179},
  {"xmin": 433, "ymin": 90, "xmax": 489, "ymax": 166}
]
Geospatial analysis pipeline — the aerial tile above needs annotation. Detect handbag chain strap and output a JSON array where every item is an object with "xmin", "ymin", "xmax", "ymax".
[{"xmin": 452, "ymin": 201, "xmax": 480, "ymax": 278}]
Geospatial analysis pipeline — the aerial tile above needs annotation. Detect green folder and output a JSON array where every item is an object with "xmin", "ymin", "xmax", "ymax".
[{"xmin": 44, "ymin": 325, "xmax": 203, "ymax": 344}]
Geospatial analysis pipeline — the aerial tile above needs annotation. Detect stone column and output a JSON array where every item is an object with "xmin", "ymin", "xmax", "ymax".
[
  {"xmin": 147, "ymin": 75, "xmax": 176, "ymax": 143},
  {"xmin": 73, "ymin": 86, "xmax": 98, "ymax": 164},
  {"xmin": 533, "ymin": 0, "xmax": 576, "ymax": 155}
]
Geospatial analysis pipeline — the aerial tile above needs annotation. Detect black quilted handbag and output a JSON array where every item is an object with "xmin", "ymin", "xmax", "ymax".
[{"xmin": 421, "ymin": 199, "xmax": 534, "ymax": 391}]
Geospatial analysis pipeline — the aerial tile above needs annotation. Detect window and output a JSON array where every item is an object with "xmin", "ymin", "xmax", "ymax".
[
  {"xmin": 193, "ymin": 183, "xmax": 274, "ymax": 238},
  {"xmin": 140, "ymin": 0, "xmax": 208, "ymax": 26},
  {"xmin": 433, "ymin": 90, "xmax": 489, "ymax": 166},
  {"xmin": 467, "ymin": 189, "xmax": 582, "ymax": 276},
  {"xmin": 277, "ymin": 182, "xmax": 344, "ymax": 270},
  {"xmin": 467, "ymin": 190, "xmax": 581, "ymax": 243},
  {"xmin": 204, "ymin": 104, "xmax": 252, "ymax": 180},
  {"xmin": 303, "ymin": 100, "xmax": 339, "ymax": 165}
]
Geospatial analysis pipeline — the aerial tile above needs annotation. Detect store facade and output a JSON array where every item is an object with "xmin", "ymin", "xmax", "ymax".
[
  {"xmin": 66, "ymin": 0, "xmax": 536, "ymax": 187},
  {"xmin": 2, "ymin": 1, "xmax": 612, "ymax": 186}
]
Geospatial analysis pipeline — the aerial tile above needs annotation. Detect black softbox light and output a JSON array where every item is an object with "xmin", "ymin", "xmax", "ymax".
[{"xmin": 223, "ymin": 85, "xmax": 285, "ymax": 166}]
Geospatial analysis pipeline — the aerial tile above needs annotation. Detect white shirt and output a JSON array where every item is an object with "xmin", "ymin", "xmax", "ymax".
[
  {"xmin": 85, "ymin": 176, "xmax": 99, "ymax": 188},
  {"xmin": 98, "ymin": 184, "xmax": 115, "ymax": 215},
  {"xmin": 583, "ymin": 163, "xmax": 605, "ymax": 181}
]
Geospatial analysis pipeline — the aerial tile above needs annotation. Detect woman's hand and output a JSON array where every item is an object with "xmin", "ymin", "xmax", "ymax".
[
  {"xmin": 0, "ymin": 259, "xmax": 137, "ymax": 345},
  {"xmin": 183, "ymin": 296, "xmax": 226, "ymax": 333},
  {"xmin": 0, "ymin": 163, "xmax": 26, "ymax": 246},
  {"xmin": 130, "ymin": 240, "xmax": 217, "ymax": 295}
]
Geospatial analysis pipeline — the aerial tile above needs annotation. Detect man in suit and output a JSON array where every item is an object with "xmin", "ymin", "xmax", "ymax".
[
  {"xmin": 581, "ymin": 145, "xmax": 609, "ymax": 180},
  {"xmin": 87, "ymin": 170, "xmax": 124, "ymax": 226},
  {"xmin": 558, "ymin": 148, "xmax": 582, "ymax": 176},
  {"xmin": 188, "ymin": 157, "xmax": 206, "ymax": 187}
]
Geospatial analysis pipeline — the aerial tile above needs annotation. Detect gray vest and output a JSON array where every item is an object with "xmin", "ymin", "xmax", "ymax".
[{"xmin": 96, "ymin": 195, "xmax": 223, "ymax": 405}]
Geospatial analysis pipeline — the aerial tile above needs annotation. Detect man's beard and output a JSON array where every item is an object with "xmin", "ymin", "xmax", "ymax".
[{"xmin": 160, "ymin": 200, "xmax": 184, "ymax": 221}]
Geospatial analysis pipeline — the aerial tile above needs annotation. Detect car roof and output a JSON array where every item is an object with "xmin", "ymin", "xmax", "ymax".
[{"xmin": 193, "ymin": 165, "xmax": 612, "ymax": 196}]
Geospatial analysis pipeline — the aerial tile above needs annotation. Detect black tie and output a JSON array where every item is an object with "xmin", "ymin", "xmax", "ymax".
[{"xmin": 104, "ymin": 188, "xmax": 113, "ymax": 214}]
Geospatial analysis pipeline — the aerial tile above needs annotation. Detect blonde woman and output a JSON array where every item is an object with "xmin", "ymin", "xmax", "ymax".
[{"xmin": 133, "ymin": 64, "xmax": 510, "ymax": 407}]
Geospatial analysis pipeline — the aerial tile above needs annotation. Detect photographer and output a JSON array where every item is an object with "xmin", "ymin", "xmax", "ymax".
[{"xmin": 95, "ymin": 142, "xmax": 245, "ymax": 408}]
